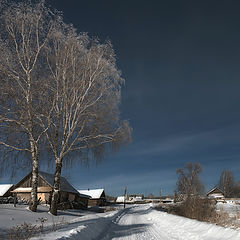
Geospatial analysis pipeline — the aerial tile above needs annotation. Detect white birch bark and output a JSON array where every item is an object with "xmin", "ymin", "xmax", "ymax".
[{"xmin": 0, "ymin": 1, "xmax": 56, "ymax": 211}]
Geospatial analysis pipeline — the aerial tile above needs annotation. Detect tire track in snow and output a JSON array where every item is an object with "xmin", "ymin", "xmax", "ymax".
[
  {"xmin": 98, "ymin": 204, "xmax": 240, "ymax": 240},
  {"xmin": 101, "ymin": 205, "xmax": 159, "ymax": 240}
]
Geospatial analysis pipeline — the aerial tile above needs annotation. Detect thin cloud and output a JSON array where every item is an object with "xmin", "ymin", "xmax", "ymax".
[{"xmin": 131, "ymin": 125, "xmax": 240, "ymax": 156}]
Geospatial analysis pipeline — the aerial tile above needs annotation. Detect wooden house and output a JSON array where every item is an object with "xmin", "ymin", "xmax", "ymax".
[
  {"xmin": 207, "ymin": 187, "xmax": 225, "ymax": 200},
  {"xmin": 78, "ymin": 189, "xmax": 106, "ymax": 206},
  {"xmin": 12, "ymin": 171, "xmax": 90, "ymax": 209}
]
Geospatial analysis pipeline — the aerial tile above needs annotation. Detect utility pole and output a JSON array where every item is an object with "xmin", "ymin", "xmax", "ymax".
[
  {"xmin": 124, "ymin": 186, "xmax": 127, "ymax": 209},
  {"xmin": 159, "ymin": 188, "xmax": 162, "ymax": 199}
]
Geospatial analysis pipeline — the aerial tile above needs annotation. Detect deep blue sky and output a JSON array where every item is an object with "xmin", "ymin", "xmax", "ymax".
[{"xmin": 3, "ymin": 0, "xmax": 240, "ymax": 197}]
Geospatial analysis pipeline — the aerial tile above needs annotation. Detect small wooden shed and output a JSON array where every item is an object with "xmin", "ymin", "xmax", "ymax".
[
  {"xmin": 12, "ymin": 171, "xmax": 89, "ymax": 209},
  {"xmin": 207, "ymin": 187, "xmax": 225, "ymax": 200},
  {"xmin": 78, "ymin": 189, "xmax": 106, "ymax": 206}
]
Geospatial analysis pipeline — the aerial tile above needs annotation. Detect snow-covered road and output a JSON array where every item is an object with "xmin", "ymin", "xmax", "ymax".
[
  {"xmin": 100, "ymin": 206, "xmax": 166, "ymax": 240},
  {"xmin": 100, "ymin": 205, "xmax": 240, "ymax": 240},
  {"xmin": 34, "ymin": 204, "xmax": 240, "ymax": 240}
]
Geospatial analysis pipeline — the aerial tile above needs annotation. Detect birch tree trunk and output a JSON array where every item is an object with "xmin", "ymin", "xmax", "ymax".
[
  {"xmin": 0, "ymin": 1, "xmax": 59, "ymax": 212},
  {"xmin": 29, "ymin": 141, "xmax": 39, "ymax": 212},
  {"xmin": 50, "ymin": 158, "xmax": 62, "ymax": 215}
]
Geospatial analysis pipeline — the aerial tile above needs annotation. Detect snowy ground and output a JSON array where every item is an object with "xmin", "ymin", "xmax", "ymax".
[
  {"xmin": 1, "ymin": 203, "xmax": 240, "ymax": 239},
  {"xmin": 216, "ymin": 202, "xmax": 240, "ymax": 215},
  {"xmin": 0, "ymin": 204, "xmax": 119, "ymax": 239},
  {"xmin": 35, "ymin": 204, "xmax": 240, "ymax": 240}
]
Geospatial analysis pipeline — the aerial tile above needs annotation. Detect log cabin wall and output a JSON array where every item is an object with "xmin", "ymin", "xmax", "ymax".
[
  {"xmin": 16, "ymin": 192, "xmax": 51, "ymax": 203},
  {"xmin": 16, "ymin": 193, "xmax": 31, "ymax": 202},
  {"xmin": 88, "ymin": 198, "xmax": 106, "ymax": 207},
  {"xmin": 12, "ymin": 171, "xmax": 88, "ymax": 209},
  {"xmin": 21, "ymin": 175, "xmax": 51, "ymax": 188},
  {"xmin": 69, "ymin": 193, "xmax": 75, "ymax": 202},
  {"xmin": 88, "ymin": 199, "xmax": 100, "ymax": 206},
  {"xmin": 75, "ymin": 195, "xmax": 88, "ymax": 209}
]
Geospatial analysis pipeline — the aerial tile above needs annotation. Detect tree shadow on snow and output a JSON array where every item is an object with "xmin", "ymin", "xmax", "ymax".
[
  {"xmin": 126, "ymin": 206, "xmax": 153, "ymax": 216},
  {"xmin": 57, "ymin": 210, "xmax": 84, "ymax": 218},
  {"xmin": 97, "ymin": 222, "xmax": 150, "ymax": 240},
  {"xmin": 53, "ymin": 213, "xmax": 150, "ymax": 240},
  {"xmin": 0, "ymin": 228, "xmax": 9, "ymax": 240}
]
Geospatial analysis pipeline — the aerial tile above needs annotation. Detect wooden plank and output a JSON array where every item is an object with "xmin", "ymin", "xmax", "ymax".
[{"xmin": 13, "ymin": 186, "xmax": 52, "ymax": 193}]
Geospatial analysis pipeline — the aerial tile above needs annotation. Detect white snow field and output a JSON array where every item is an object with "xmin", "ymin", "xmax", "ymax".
[
  {"xmin": 1, "ymin": 203, "xmax": 240, "ymax": 239},
  {"xmin": 217, "ymin": 201, "xmax": 240, "ymax": 215},
  {"xmin": 31, "ymin": 204, "xmax": 240, "ymax": 240},
  {"xmin": 0, "ymin": 204, "xmax": 119, "ymax": 240}
]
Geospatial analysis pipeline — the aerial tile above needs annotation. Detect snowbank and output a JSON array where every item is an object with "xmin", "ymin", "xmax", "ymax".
[{"xmin": 31, "ymin": 209, "xmax": 122, "ymax": 240}]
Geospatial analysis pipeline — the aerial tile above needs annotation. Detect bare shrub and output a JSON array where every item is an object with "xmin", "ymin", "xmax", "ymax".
[
  {"xmin": 8, "ymin": 217, "xmax": 49, "ymax": 239},
  {"xmin": 8, "ymin": 216, "xmax": 69, "ymax": 239},
  {"xmin": 9, "ymin": 222, "xmax": 39, "ymax": 240},
  {"xmin": 36, "ymin": 217, "xmax": 48, "ymax": 232},
  {"xmin": 51, "ymin": 216, "xmax": 68, "ymax": 231},
  {"xmin": 210, "ymin": 209, "xmax": 240, "ymax": 229},
  {"xmin": 171, "ymin": 196, "xmax": 217, "ymax": 222},
  {"xmin": 155, "ymin": 203, "xmax": 177, "ymax": 213},
  {"xmin": 217, "ymin": 170, "xmax": 235, "ymax": 197},
  {"xmin": 176, "ymin": 162, "xmax": 205, "ymax": 197},
  {"xmin": 166, "ymin": 196, "xmax": 240, "ymax": 229}
]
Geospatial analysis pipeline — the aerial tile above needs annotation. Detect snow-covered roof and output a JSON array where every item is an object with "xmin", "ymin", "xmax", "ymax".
[
  {"xmin": 38, "ymin": 171, "xmax": 79, "ymax": 195},
  {"xmin": 116, "ymin": 196, "xmax": 125, "ymax": 203},
  {"xmin": 207, "ymin": 187, "xmax": 224, "ymax": 196},
  {"xmin": 78, "ymin": 189, "xmax": 104, "ymax": 199},
  {"xmin": 0, "ymin": 184, "xmax": 13, "ymax": 197}
]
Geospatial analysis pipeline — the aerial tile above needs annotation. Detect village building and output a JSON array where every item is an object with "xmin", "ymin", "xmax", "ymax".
[
  {"xmin": 116, "ymin": 195, "xmax": 144, "ymax": 204},
  {"xmin": 0, "ymin": 184, "xmax": 14, "ymax": 203},
  {"xmin": 12, "ymin": 171, "xmax": 90, "ymax": 209},
  {"xmin": 78, "ymin": 189, "xmax": 106, "ymax": 206},
  {"xmin": 0, "ymin": 184, "xmax": 14, "ymax": 198},
  {"xmin": 207, "ymin": 187, "xmax": 225, "ymax": 200},
  {"xmin": 128, "ymin": 194, "xmax": 144, "ymax": 203},
  {"xmin": 116, "ymin": 196, "xmax": 126, "ymax": 203}
]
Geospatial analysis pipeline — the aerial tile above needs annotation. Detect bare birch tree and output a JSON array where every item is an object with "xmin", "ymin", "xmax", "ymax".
[
  {"xmin": 0, "ymin": 0, "xmax": 131, "ymax": 215},
  {"xmin": 217, "ymin": 170, "xmax": 235, "ymax": 197},
  {"xmin": 176, "ymin": 162, "xmax": 204, "ymax": 197},
  {"xmin": 39, "ymin": 26, "xmax": 131, "ymax": 215},
  {"xmin": 0, "ymin": 0, "xmax": 57, "ymax": 211}
]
